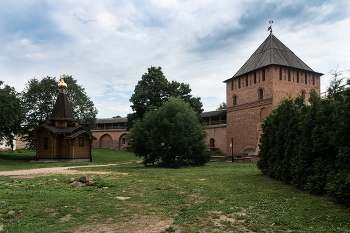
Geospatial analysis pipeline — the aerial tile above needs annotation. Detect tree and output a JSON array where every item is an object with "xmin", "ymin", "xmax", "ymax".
[
  {"xmin": 127, "ymin": 66, "xmax": 203, "ymax": 129},
  {"xmin": 127, "ymin": 97, "xmax": 208, "ymax": 167},
  {"xmin": 21, "ymin": 75, "xmax": 98, "ymax": 149},
  {"xmin": 327, "ymin": 69, "xmax": 345, "ymax": 101},
  {"xmin": 216, "ymin": 102, "xmax": 226, "ymax": 110},
  {"xmin": 0, "ymin": 81, "xmax": 24, "ymax": 151}
]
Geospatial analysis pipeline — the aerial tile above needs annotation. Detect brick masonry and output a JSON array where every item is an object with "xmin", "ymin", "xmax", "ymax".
[
  {"xmin": 91, "ymin": 130, "xmax": 128, "ymax": 150},
  {"xmin": 205, "ymin": 125, "xmax": 227, "ymax": 154},
  {"xmin": 226, "ymin": 65, "xmax": 321, "ymax": 157}
]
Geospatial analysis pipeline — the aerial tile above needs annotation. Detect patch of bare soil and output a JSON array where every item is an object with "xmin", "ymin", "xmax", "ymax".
[
  {"xmin": 73, "ymin": 214, "xmax": 176, "ymax": 233},
  {"xmin": 60, "ymin": 214, "xmax": 72, "ymax": 223},
  {"xmin": 0, "ymin": 164, "xmax": 120, "ymax": 178}
]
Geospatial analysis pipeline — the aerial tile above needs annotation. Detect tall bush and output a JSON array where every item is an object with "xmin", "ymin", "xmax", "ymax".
[{"xmin": 258, "ymin": 75, "xmax": 350, "ymax": 203}]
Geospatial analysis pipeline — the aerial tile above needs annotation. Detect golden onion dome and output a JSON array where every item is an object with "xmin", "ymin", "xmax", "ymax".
[{"xmin": 58, "ymin": 77, "xmax": 67, "ymax": 89}]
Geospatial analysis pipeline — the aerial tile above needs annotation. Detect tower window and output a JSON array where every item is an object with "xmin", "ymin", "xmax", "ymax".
[
  {"xmin": 259, "ymin": 88, "xmax": 264, "ymax": 100},
  {"xmin": 288, "ymin": 69, "xmax": 291, "ymax": 81},
  {"xmin": 238, "ymin": 77, "xmax": 241, "ymax": 88},
  {"xmin": 210, "ymin": 138, "xmax": 215, "ymax": 147},
  {"xmin": 254, "ymin": 72, "xmax": 256, "ymax": 84},
  {"xmin": 297, "ymin": 71, "xmax": 299, "ymax": 83},
  {"xmin": 312, "ymin": 74, "xmax": 315, "ymax": 85},
  {"xmin": 262, "ymin": 69, "xmax": 265, "ymax": 81},
  {"xmin": 233, "ymin": 95, "xmax": 237, "ymax": 106},
  {"xmin": 231, "ymin": 79, "xmax": 234, "ymax": 90},
  {"xmin": 260, "ymin": 107, "xmax": 267, "ymax": 120},
  {"xmin": 246, "ymin": 75, "xmax": 248, "ymax": 86},
  {"xmin": 305, "ymin": 72, "xmax": 307, "ymax": 84},
  {"xmin": 279, "ymin": 67, "xmax": 282, "ymax": 80}
]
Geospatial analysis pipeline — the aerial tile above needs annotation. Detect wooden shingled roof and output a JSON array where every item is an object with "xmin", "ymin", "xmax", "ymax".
[
  {"xmin": 224, "ymin": 34, "xmax": 322, "ymax": 82},
  {"xmin": 49, "ymin": 92, "xmax": 75, "ymax": 121}
]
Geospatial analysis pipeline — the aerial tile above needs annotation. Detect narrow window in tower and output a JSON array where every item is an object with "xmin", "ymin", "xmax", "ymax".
[
  {"xmin": 246, "ymin": 75, "xmax": 248, "ymax": 86},
  {"xmin": 297, "ymin": 71, "xmax": 299, "ymax": 83},
  {"xmin": 233, "ymin": 95, "xmax": 237, "ymax": 106},
  {"xmin": 238, "ymin": 77, "xmax": 241, "ymax": 88},
  {"xmin": 262, "ymin": 68, "xmax": 265, "ymax": 81},
  {"xmin": 288, "ymin": 69, "xmax": 291, "ymax": 81},
  {"xmin": 231, "ymin": 79, "xmax": 234, "ymax": 90},
  {"xmin": 259, "ymin": 88, "xmax": 263, "ymax": 100},
  {"xmin": 254, "ymin": 72, "xmax": 256, "ymax": 84},
  {"xmin": 305, "ymin": 72, "xmax": 308, "ymax": 84},
  {"xmin": 260, "ymin": 107, "xmax": 267, "ymax": 120},
  {"xmin": 210, "ymin": 138, "xmax": 215, "ymax": 147},
  {"xmin": 301, "ymin": 90, "xmax": 306, "ymax": 102},
  {"xmin": 279, "ymin": 67, "xmax": 282, "ymax": 80},
  {"xmin": 312, "ymin": 74, "xmax": 315, "ymax": 85}
]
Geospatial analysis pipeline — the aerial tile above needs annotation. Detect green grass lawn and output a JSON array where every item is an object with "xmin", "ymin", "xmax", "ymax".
[
  {"xmin": 0, "ymin": 149, "xmax": 349, "ymax": 233},
  {"xmin": 0, "ymin": 148, "xmax": 140, "ymax": 171}
]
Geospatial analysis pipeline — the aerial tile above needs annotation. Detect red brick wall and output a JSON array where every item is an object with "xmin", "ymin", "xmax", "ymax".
[
  {"xmin": 92, "ymin": 130, "xmax": 128, "ymax": 150},
  {"xmin": 205, "ymin": 125, "xmax": 227, "ymax": 154},
  {"xmin": 226, "ymin": 65, "xmax": 321, "ymax": 157}
]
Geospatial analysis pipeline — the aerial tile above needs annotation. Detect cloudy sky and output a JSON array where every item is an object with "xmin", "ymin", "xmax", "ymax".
[{"xmin": 1, "ymin": 0, "xmax": 349, "ymax": 118}]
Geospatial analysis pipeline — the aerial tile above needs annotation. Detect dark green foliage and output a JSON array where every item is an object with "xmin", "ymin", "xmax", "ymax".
[
  {"xmin": 0, "ymin": 81, "xmax": 24, "ymax": 151},
  {"xmin": 258, "ymin": 72, "xmax": 350, "ymax": 203},
  {"xmin": 20, "ymin": 76, "xmax": 98, "ymax": 149},
  {"xmin": 127, "ymin": 66, "xmax": 203, "ymax": 129},
  {"xmin": 127, "ymin": 97, "xmax": 208, "ymax": 167},
  {"xmin": 216, "ymin": 102, "xmax": 227, "ymax": 110}
]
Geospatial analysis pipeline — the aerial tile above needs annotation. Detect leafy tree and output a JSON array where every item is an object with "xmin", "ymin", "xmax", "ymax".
[
  {"xmin": 127, "ymin": 97, "xmax": 208, "ymax": 167},
  {"xmin": 127, "ymin": 66, "xmax": 203, "ymax": 129},
  {"xmin": 112, "ymin": 115, "xmax": 121, "ymax": 118},
  {"xmin": 0, "ymin": 81, "xmax": 24, "ymax": 151},
  {"xmin": 21, "ymin": 75, "xmax": 98, "ymax": 148},
  {"xmin": 216, "ymin": 102, "xmax": 227, "ymax": 110}
]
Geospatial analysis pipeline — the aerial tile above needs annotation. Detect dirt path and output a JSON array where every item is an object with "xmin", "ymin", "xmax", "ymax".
[{"xmin": 0, "ymin": 164, "xmax": 119, "ymax": 178}]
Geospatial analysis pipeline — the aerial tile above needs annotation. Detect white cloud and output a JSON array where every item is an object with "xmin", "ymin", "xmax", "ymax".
[{"xmin": 0, "ymin": 0, "xmax": 349, "ymax": 117}]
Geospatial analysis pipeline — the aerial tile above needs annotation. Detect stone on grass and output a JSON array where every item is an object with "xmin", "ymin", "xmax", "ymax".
[
  {"xmin": 80, "ymin": 176, "xmax": 94, "ymax": 183},
  {"xmin": 115, "ymin": 197, "xmax": 131, "ymax": 201},
  {"xmin": 7, "ymin": 210, "xmax": 16, "ymax": 215},
  {"xmin": 70, "ymin": 181, "xmax": 85, "ymax": 188},
  {"xmin": 86, "ymin": 180, "xmax": 95, "ymax": 186}
]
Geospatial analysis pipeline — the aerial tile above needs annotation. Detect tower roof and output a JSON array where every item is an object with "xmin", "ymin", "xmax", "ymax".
[
  {"xmin": 49, "ymin": 92, "xmax": 75, "ymax": 120},
  {"xmin": 225, "ymin": 34, "xmax": 322, "ymax": 82},
  {"xmin": 49, "ymin": 77, "xmax": 75, "ymax": 121}
]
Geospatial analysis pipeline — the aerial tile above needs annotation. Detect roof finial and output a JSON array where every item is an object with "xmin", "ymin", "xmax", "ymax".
[
  {"xmin": 58, "ymin": 69, "xmax": 67, "ymax": 92},
  {"xmin": 267, "ymin": 20, "xmax": 273, "ymax": 34}
]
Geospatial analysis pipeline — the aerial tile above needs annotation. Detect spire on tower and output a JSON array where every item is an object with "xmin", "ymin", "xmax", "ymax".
[{"xmin": 267, "ymin": 20, "xmax": 273, "ymax": 34}]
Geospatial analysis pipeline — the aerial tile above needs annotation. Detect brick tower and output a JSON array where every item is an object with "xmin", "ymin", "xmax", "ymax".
[{"xmin": 224, "ymin": 33, "xmax": 322, "ymax": 161}]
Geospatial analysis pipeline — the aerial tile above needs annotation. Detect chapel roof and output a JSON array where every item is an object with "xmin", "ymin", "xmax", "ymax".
[
  {"xmin": 49, "ymin": 77, "xmax": 75, "ymax": 121},
  {"xmin": 224, "ymin": 34, "xmax": 322, "ymax": 82},
  {"xmin": 36, "ymin": 124, "xmax": 96, "ymax": 139},
  {"xmin": 49, "ymin": 92, "xmax": 75, "ymax": 121}
]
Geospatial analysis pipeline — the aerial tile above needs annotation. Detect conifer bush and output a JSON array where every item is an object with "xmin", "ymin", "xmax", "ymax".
[{"xmin": 258, "ymin": 76, "xmax": 350, "ymax": 204}]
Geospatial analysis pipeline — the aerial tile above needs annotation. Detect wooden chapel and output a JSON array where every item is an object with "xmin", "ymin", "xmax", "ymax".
[{"xmin": 35, "ymin": 76, "xmax": 95, "ymax": 161}]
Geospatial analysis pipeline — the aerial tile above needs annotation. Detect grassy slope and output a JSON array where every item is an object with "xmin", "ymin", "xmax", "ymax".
[{"xmin": 0, "ymin": 149, "xmax": 349, "ymax": 233}]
